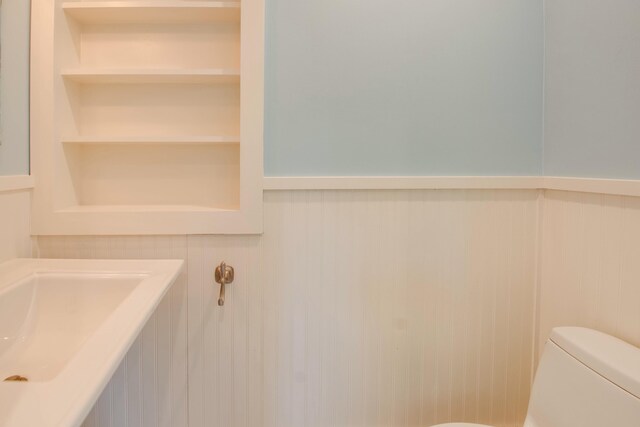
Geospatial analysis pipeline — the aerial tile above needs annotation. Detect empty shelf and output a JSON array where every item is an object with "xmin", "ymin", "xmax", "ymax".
[
  {"xmin": 62, "ymin": 1, "xmax": 241, "ymax": 24},
  {"xmin": 59, "ymin": 205, "xmax": 236, "ymax": 213},
  {"xmin": 61, "ymin": 69, "xmax": 240, "ymax": 84},
  {"xmin": 61, "ymin": 136, "xmax": 240, "ymax": 145}
]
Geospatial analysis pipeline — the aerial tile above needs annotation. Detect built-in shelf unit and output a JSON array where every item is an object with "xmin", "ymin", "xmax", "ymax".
[{"xmin": 31, "ymin": 0, "xmax": 264, "ymax": 234}]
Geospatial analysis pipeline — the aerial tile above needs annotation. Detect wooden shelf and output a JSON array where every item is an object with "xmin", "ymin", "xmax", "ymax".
[
  {"xmin": 62, "ymin": 1, "xmax": 241, "ymax": 24},
  {"xmin": 61, "ymin": 69, "xmax": 240, "ymax": 84},
  {"xmin": 61, "ymin": 135, "xmax": 239, "ymax": 145},
  {"xmin": 32, "ymin": 0, "xmax": 263, "ymax": 235},
  {"xmin": 59, "ymin": 205, "xmax": 235, "ymax": 213},
  {"xmin": 63, "ymin": 143, "xmax": 240, "ymax": 208},
  {"xmin": 67, "ymin": 82, "xmax": 240, "ymax": 137}
]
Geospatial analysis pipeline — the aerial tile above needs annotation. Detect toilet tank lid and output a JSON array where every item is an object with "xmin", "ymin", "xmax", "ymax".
[{"xmin": 550, "ymin": 327, "xmax": 640, "ymax": 399}]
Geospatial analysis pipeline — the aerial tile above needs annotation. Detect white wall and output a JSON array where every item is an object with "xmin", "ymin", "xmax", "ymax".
[
  {"xmin": 538, "ymin": 190, "xmax": 640, "ymax": 357},
  {"xmin": 37, "ymin": 189, "xmax": 539, "ymax": 427},
  {"xmin": 0, "ymin": 190, "xmax": 31, "ymax": 262}
]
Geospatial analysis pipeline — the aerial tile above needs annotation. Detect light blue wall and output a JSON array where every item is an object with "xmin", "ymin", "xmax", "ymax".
[
  {"xmin": 0, "ymin": 0, "xmax": 31, "ymax": 176},
  {"xmin": 544, "ymin": 0, "xmax": 640, "ymax": 179},
  {"xmin": 265, "ymin": 0, "xmax": 544, "ymax": 176}
]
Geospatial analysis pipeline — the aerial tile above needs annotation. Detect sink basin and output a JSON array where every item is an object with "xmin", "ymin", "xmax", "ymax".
[
  {"xmin": 0, "ymin": 272, "xmax": 144, "ymax": 382},
  {"xmin": 0, "ymin": 258, "xmax": 183, "ymax": 427}
]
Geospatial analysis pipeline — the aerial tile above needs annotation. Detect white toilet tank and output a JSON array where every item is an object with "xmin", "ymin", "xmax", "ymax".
[{"xmin": 525, "ymin": 327, "xmax": 640, "ymax": 427}]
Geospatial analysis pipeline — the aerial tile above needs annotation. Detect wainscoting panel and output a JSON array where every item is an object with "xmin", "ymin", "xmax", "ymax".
[
  {"xmin": 539, "ymin": 190, "xmax": 640, "ymax": 356},
  {"xmin": 36, "ymin": 189, "xmax": 538, "ymax": 427},
  {"xmin": 35, "ymin": 236, "xmax": 190, "ymax": 427},
  {"xmin": 0, "ymin": 189, "xmax": 31, "ymax": 262}
]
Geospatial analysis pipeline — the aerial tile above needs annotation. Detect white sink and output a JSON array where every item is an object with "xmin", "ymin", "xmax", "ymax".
[{"xmin": 0, "ymin": 258, "xmax": 183, "ymax": 427}]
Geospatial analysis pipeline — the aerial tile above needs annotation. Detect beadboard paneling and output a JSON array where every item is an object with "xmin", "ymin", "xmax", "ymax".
[
  {"xmin": 538, "ymin": 190, "xmax": 640, "ymax": 357},
  {"xmin": 35, "ymin": 236, "xmax": 189, "ymax": 427},
  {"xmin": 0, "ymin": 189, "xmax": 31, "ymax": 262},
  {"xmin": 36, "ymin": 190, "xmax": 538, "ymax": 427}
]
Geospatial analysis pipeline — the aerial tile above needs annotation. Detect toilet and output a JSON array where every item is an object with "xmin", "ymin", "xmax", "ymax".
[{"xmin": 433, "ymin": 327, "xmax": 640, "ymax": 427}]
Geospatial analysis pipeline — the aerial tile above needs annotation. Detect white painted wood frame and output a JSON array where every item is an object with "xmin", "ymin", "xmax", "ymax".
[{"xmin": 31, "ymin": 0, "xmax": 264, "ymax": 235}]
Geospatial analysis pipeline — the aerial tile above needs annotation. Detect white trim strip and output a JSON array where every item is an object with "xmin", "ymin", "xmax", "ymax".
[
  {"xmin": 264, "ymin": 176, "xmax": 543, "ymax": 191},
  {"xmin": 265, "ymin": 176, "xmax": 640, "ymax": 197},
  {"xmin": 4, "ymin": 175, "xmax": 640, "ymax": 195},
  {"xmin": 0, "ymin": 175, "xmax": 35, "ymax": 193},
  {"xmin": 544, "ymin": 177, "xmax": 640, "ymax": 198}
]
